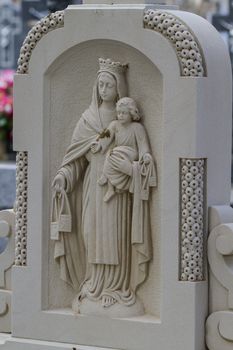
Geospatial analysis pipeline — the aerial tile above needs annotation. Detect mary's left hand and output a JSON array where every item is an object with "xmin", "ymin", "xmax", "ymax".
[
  {"xmin": 142, "ymin": 153, "xmax": 152, "ymax": 164},
  {"xmin": 110, "ymin": 155, "xmax": 132, "ymax": 176}
]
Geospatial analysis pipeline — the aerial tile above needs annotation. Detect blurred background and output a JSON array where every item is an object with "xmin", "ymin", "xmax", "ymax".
[{"xmin": 0, "ymin": 0, "xmax": 232, "ymax": 211}]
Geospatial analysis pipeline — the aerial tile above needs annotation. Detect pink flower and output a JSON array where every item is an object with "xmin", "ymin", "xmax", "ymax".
[
  {"xmin": 4, "ymin": 103, "xmax": 12, "ymax": 115},
  {"xmin": 0, "ymin": 91, "xmax": 6, "ymax": 100},
  {"xmin": 0, "ymin": 79, "xmax": 7, "ymax": 92},
  {"xmin": 4, "ymin": 97, "xmax": 12, "ymax": 116},
  {"xmin": 0, "ymin": 70, "xmax": 14, "ymax": 147},
  {"xmin": 0, "ymin": 95, "xmax": 13, "ymax": 116},
  {"xmin": 1, "ymin": 70, "xmax": 14, "ymax": 88}
]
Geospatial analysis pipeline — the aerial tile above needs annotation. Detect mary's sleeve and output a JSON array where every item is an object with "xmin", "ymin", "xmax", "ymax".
[
  {"xmin": 50, "ymin": 116, "xmax": 90, "ymax": 290},
  {"xmin": 50, "ymin": 116, "xmax": 93, "ymax": 240},
  {"xmin": 62, "ymin": 117, "xmax": 96, "ymax": 166},
  {"xmin": 58, "ymin": 116, "xmax": 96, "ymax": 192},
  {"xmin": 58, "ymin": 160, "xmax": 86, "ymax": 194}
]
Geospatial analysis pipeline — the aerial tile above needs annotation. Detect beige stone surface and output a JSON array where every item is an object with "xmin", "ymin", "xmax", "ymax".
[
  {"xmin": 206, "ymin": 206, "xmax": 233, "ymax": 350},
  {"xmin": 10, "ymin": 4, "xmax": 232, "ymax": 350},
  {"xmin": 48, "ymin": 40, "xmax": 162, "ymax": 317}
]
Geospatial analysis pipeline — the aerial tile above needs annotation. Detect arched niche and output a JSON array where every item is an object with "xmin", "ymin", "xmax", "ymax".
[{"xmin": 12, "ymin": 6, "xmax": 231, "ymax": 350}]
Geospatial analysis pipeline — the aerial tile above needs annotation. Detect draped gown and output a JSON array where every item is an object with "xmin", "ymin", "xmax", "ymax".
[{"xmin": 51, "ymin": 79, "xmax": 156, "ymax": 309}]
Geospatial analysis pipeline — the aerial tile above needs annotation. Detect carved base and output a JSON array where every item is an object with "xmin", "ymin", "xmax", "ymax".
[
  {"xmin": 73, "ymin": 297, "xmax": 144, "ymax": 318},
  {"xmin": 0, "ymin": 334, "xmax": 114, "ymax": 349}
]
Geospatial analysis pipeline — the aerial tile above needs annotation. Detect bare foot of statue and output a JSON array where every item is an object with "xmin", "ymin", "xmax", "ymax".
[{"xmin": 102, "ymin": 295, "xmax": 117, "ymax": 308}]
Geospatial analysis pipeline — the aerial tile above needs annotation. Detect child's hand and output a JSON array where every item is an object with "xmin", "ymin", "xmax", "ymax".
[
  {"xmin": 91, "ymin": 141, "xmax": 101, "ymax": 154},
  {"xmin": 143, "ymin": 153, "xmax": 152, "ymax": 164}
]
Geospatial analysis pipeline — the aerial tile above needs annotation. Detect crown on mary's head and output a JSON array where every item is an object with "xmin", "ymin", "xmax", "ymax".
[{"xmin": 98, "ymin": 58, "xmax": 128, "ymax": 75}]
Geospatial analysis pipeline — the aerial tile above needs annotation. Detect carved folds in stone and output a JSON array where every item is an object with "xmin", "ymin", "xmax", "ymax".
[{"xmin": 50, "ymin": 60, "xmax": 157, "ymax": 317}]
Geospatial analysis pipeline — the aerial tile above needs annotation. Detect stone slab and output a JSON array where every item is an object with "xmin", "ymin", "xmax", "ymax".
[
  {"xmin": 11, "ymin": 4, "xmax": 232, "ymax": 350},
  {"xmin": 0, "ymin": 334, "xmax": 115, "ymax": 350}
]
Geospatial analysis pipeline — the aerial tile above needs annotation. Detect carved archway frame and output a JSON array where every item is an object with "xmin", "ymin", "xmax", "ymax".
[{"xmin": 12, "ymin": 5, "xmax": 231, "ymax": 350}]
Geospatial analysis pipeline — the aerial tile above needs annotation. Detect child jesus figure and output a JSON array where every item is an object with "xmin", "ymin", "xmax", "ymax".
[{"xmin": 91, "ymin": 97, "xmax": 152, "ymax": 202}]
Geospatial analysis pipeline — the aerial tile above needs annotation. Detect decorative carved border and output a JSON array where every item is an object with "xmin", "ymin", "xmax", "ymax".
[
  {"xmin": 179, "ymin": 158, "xmax": 206, "ymax": 282},
  {"xmin": 17, "ymin": 11, "xmax": 64, "ymax": 74},
  {"xmin": 15, "ymin": 152, "xmax": 28, "ymax": 266},
  {"xmin": 143, "ymin": 10, "xmax": 206, "ymax": 77},
  {"xmin": 15, "ymin": 12, "xmax": 64, "ymax": 265}
]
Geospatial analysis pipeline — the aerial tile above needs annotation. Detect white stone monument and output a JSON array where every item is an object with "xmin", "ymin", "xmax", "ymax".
[{"xmin": 0, "ymin": 1, "xmax": 232, "ymax": 349}]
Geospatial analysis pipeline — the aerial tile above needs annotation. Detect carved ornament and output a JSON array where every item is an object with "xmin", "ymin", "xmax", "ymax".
[{"xmin": 143, "ymin": 10, "xmax": 206, "ymax": 77}]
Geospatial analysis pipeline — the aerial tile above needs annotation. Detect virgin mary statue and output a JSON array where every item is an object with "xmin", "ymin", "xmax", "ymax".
[{"xmin": 51, "ymin": 58, "xmax": 156, "ymax": 316}]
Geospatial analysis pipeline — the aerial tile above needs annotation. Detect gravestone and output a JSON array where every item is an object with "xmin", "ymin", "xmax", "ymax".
[
  {"xmin": 0, "ymin": 1, "xmax": 232, "ymax": 349},
  {"xmin": 0, "ymin": 1, "xmax": 22, "ymax": 69}
]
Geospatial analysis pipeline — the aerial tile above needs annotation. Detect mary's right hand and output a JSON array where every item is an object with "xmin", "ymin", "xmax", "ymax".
[{"xmin": 52, "ymin": 173, "xmax": 66, "ymax": 192}]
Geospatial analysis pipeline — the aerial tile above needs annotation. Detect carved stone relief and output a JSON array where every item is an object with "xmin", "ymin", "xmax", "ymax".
[
  {"xmin": 18, "ymin": 9, "xmax": 206, "ymax": 78},
  {"xmin": 15, "ymin": 11, "xmax": 65, "ymax": 266},
  {"xmin": 15, "ymin": 9, "xmax": 206, "ymax": 279},
  {"xmin": 180, "ymin": 158, "xmax": 206, "ymax": 282},
  {"xmin": 17, "ymin": 11, "xmax": 64, "ymax": 74},
  {"xmin": 8, "ymin": 1, "xmax": 232, "ymax": 348},
  {"xmin": 51, "ymin": 58, "xmax": 157, "ymax": 317},
  {"xmin": 143, "ymin": 10, "xmax": 206, "ymax": 77}
]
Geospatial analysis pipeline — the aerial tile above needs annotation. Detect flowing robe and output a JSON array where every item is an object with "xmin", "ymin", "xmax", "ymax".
[{"xmin": 51, "ymin": 85, "xmax": 156, "ymax": 306}]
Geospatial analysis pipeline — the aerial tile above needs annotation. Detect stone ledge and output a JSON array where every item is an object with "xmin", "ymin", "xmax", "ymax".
[{"xmin": 0, "ymin": 334, "xmax": 118, "ymax": 350}]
